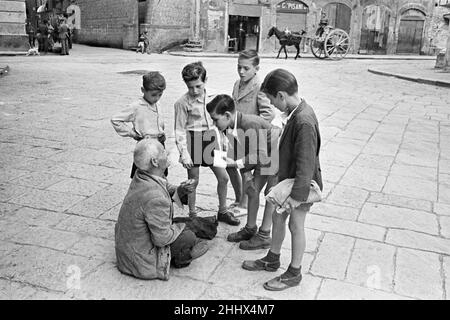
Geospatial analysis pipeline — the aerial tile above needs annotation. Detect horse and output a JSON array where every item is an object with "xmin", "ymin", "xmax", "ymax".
[{"xmin": 267, "ymin": 26, "xmax": 306, "ymax": 60}]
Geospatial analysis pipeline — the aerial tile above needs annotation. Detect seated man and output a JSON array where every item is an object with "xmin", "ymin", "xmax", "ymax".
[{"xmin": 115, "ymin": 139, "xmax": 209, "ymax": 280}]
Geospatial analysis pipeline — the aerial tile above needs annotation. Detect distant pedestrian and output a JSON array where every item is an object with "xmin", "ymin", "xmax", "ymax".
[
  {"xmin": 37, "ymin": 19, "xmax": 49, "ymax": 54},
  {"xmin": 111, "ymin": 71, "xmax": 167, "ymax": 178},
  {"xmin": 26, "ymin": 21, "xmax": 36, "ymax": 48},
  {"xmin": 58, "ymin": 17, "xmax": 70, "ymax": 55}
]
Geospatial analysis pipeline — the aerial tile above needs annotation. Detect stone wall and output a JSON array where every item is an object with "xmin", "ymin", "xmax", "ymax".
[
  {"xmin": 0, "ymin": 0, "xmax": 28, "ymax": 51},
  {"xmin": 76, "ymin": 0, "xmax": 138, "ymax": 49},
  {"xmin": 140, "ymin": 0, "xmax": 192, "ymax": 51}
]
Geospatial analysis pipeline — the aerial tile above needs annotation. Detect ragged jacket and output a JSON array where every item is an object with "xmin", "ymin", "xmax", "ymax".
[
  {"xmin": 278, "ymin": 100, "xmax": 323, "ymax": 202},
  {"xmin": 115, "ymin": 170, "xmax": 184, "ymax": 280}
]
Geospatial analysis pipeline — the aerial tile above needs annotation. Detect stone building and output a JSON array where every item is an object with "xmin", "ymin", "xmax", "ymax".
[
  {"xmin": 0, "ymin": 0, "xmax": 28, "ymax": 52},
  {"xmin": 19, "ymin": 0, "xmax": 449, "ymax": 55},
  {"xmin": 200, "ymin": 0, "xmax": 449, "ymax": 55}
]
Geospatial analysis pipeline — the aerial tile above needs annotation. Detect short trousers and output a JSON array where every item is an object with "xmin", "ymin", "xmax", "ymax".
[{"xmin": 187, "ymin": 130, "xmax": 220, "ymax": 167}]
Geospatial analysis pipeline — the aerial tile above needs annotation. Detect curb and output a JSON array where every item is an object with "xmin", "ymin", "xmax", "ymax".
[
  {"xmin": 368, "ymin": 69, "xmax": 450, "ymax": 88},
  {"xmin": 0, "ymin": 51, "xmax": 27, "ymax": 56},
  {"xmin": 168, "ymin": 51, "xmax": 435, "ymax": 61}
]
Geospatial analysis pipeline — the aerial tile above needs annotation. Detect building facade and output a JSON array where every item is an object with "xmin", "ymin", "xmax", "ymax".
[
  {"xmin": 1, "ymin": 0, "xmax": 28, "ymax": 52},
  {"xmin": 21, "ymin": 0, "xmax": 449, "ymax": 55},
  {"xmin": 202, "ymin": 0, "xmax": 449, "ymax": 55}
]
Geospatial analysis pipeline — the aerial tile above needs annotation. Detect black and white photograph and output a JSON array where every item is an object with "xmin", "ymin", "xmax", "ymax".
[{"xmin": 0, "ymin": 0, "xmax": 450, "ymax": 304}]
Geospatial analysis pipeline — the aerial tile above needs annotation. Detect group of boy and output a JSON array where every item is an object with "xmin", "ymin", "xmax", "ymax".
[{"xmin": 111, "ymin": 50, "xmax": 311, "ymax": 291}]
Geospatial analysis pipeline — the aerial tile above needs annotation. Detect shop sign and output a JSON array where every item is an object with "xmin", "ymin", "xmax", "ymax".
[{"xmin": 276, "ymin": 0, "xmax": 309, "ymax": 14}]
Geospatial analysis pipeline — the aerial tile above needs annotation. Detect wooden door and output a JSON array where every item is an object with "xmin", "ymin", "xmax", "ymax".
[
  {"xmin": 324, "ymin": 3, "xmax": 351, "ymax": 33},
  {"xmin": 397, "ymin": 19, "xmax": 424, "ymax": 54}
]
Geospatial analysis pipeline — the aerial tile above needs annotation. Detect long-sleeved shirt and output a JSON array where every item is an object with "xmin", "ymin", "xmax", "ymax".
[
  {"xmin": 111, "ymin": 97, "xmax": 164, "ymax": 139},
  {"xmin": 232, "ymin": 75, "xmax": 275, "ymax": 123},
  {"xmin": 174, "ymin": 91, "xmax": 214, "ymax": 162}
]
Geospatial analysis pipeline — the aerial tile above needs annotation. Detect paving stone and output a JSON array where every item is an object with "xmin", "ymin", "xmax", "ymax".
[
  {"xmin": 198, "ymin": 285, "xmax": 261, "ymax": 300},
  {"xmin": 440, "ymin": 216, "xmax": 450, "ymax": 239},
  {"xmin": 346, "ymin": 239, "xmax": 395, "ymax": 292},
  {"xmin": 171, "ymin": 237, "xmax": 234, "ymax": 282},
  {"xmin": 47, "ymin": 178, "xmax": 110, "ymax": 197},
  {"xmin": 307, "ymin": 214, "xmax": 385, "ymax": 241},
  {"xmin": 362, "ymin": 142, "xmax": 399, "ymax": 157},
  {"xmin": 385, "ymin": 229, "xmax": 450, "ymax": 255},
  {"xmin": 80, "ymin": 263, "xmax": 208, "ymax": 300},
  {"xmin": 99, "ymin": 154, "xmax": 132, "ymax": 170},
  {"xmin": 67, "ymin": 236, "xmax": 115, "ymax": 263},
  {"xmin": 10, "ymin": 226, "xmax": 81, "ymax": 251},
  {"xmin": 440, "ymin": 160, "xmax": 450, "ymax": 175},
  {"xmin": 444, "ymin": 257, "xmax": 450, "ymax": 300},
  {"xmin": 0, "ymin": 246, "xmax": 103, "ymax": 292},
  {"xmin": 340, "ymin": 166, "xmax": 387, "ymax": 192},
  {"xmin": 24, "ymin": 146, "xmax": 64, "ymax": 159},
  {"xmin": 0, "ymin": 241, "xmax": 22, "ymax": 257},
  {"xmin": 383, "ymin": 175, "xmax": 437, "ymax": 202},
  {"xmin": 321, "ymin": 165, "xmax": 347, "ymax": 184},
  {"xmin": 47, "ymin": 161, "xmax": 123, "ymax": 182},
  {"xmin": 99, "ymin": 203, "xmax": 121, "ymax": 221},
  {"xmin": 66, "ymin": 184, "xmax": 127, "ymax": 218},
  {"xmin": 326, "ymin": 185, "xmax": 369, "ymax": 209},
  {"xmin": 9, "ymin": 189, "xmax": 85, "ymax": 212},
  {"xmin": 368, "ymin": 192, "xmax": 432, "ymax": 212},
  {"xmin": 317, "ymin": 279, "xmax": 412, "ymax": 300},
  {"xmin": 51, "ymin": 148, "xmax": 115, "ymax": 166},
  {"xmin": 439, "ymin": 182, "xmax": 450, "ymax": 204},
  {"xmin": 0, "ymin": 202, "xmax": 20, "ymax": 219},
  {"xmin": 10, "ymin": 172, "xmax": 65, "ymax": 189},
  {"xmin": 54, "ymin": 215, "xmax": 115, "ymax": 240},
  {"xmin": 359, "ymin": 203, "xmax": 439, "ymax": 235},
  {"xmin": 0, "ymin": 279, "xmax": 38, "ymax": 300},
  {"xmin": 396, "ymin": 150, "xmax": 438, "ymax": 168},
  {"xmin": 311, "ymin": 202, "xmax": 360, "ymax": 221},
  {"xmin": 0, "ymin": 184, "xmax": 35, "ymax": 202},
  {"xmin": 353, "ymin": 154, "xmax": 395, "ymax": 171},
  {"xmin": 0, "ymin": 220, "xmax": 30, "ymax": 241},
  {"xmin": 0, "ymin": 168, "xmax": 29, "ymax": 184},
  {"xmin": 310, "ymin": 233, "xmax": 354, "ymax": 280},
  {"xmin": 434, "ymin": 202, "xmax": 450, "ymax": 216},
  {"xmin": 28, "ymin": 289, "xmax": 67, "ymax": 300},
  {"xmin": 7, "ymin": 207, "xmax": 67, "ymax": 228},
  {"xmin": 394, "ymin": 248, "xmax": 443, "ymax": 300},
  {"xmin": 390, "ymin": 164, "xmax": 437, "ymax": 181}
]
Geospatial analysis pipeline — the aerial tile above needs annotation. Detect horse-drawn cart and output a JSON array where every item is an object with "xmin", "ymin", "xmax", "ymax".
[
  {"xmin": 308, "ymin": 27, "xmax": 351, "ymax": 60},
  {"xmin": 267, "ymin": 23, "xmax": 351, "ymax": 61}
]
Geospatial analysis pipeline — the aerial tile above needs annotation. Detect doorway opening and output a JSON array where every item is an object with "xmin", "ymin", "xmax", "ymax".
[
  {"xmin": 359, "ymin": 5, "xmax": 391, "ymax": 54},
  {"xmin": 228, "ymin": 15, "xmax": 260, "ymax": 52},
  {"xmin": 397, "ymin": 9, "xmax": 425, "ymax": 54}
]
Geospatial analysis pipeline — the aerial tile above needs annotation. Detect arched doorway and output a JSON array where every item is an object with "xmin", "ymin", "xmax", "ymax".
[
  {"xmin": 323, "ymin": 2, "xmax": 351, "ymax": 34},
  {"xmin": 397, "ymin": 9, "xmax": 425, "ymax": 54},
  {"xmin": 359, "ymin": 4, "xmax": 391, "ymax": 54}
]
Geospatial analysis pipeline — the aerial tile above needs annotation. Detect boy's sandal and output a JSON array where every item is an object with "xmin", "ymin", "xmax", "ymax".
[{"xmin": 263, "ymin": 273, "xmax": 302, "ymax": 291}]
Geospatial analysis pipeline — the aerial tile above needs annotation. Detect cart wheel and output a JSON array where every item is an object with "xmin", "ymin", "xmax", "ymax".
[
  {"xmin": 310, "ymin": 39, "xmax": 326, "ymax": 59},
  {"xmin": 324, "ymin": 29, "xmax": 350, "ymax": 60}
]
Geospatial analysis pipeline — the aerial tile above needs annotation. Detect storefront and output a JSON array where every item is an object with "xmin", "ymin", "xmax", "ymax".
[{"xmin": 227, "ymin": 3, "xmax": 262, "ymax": 52}]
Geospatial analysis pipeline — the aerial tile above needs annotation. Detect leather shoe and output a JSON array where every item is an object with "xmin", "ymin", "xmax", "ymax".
[
  {"xmin": 242, "ymin": 258, "xmax": 280, "ymax": 272},
  {"xmin": 217, "ymin": 210, "xmax": 240, "ymax": 226}
]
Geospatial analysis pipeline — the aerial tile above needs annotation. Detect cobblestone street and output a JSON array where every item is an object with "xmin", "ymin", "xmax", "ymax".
[{"xmin": 0, "ymin": 44, "xmax": 449, "ymax": 300}]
